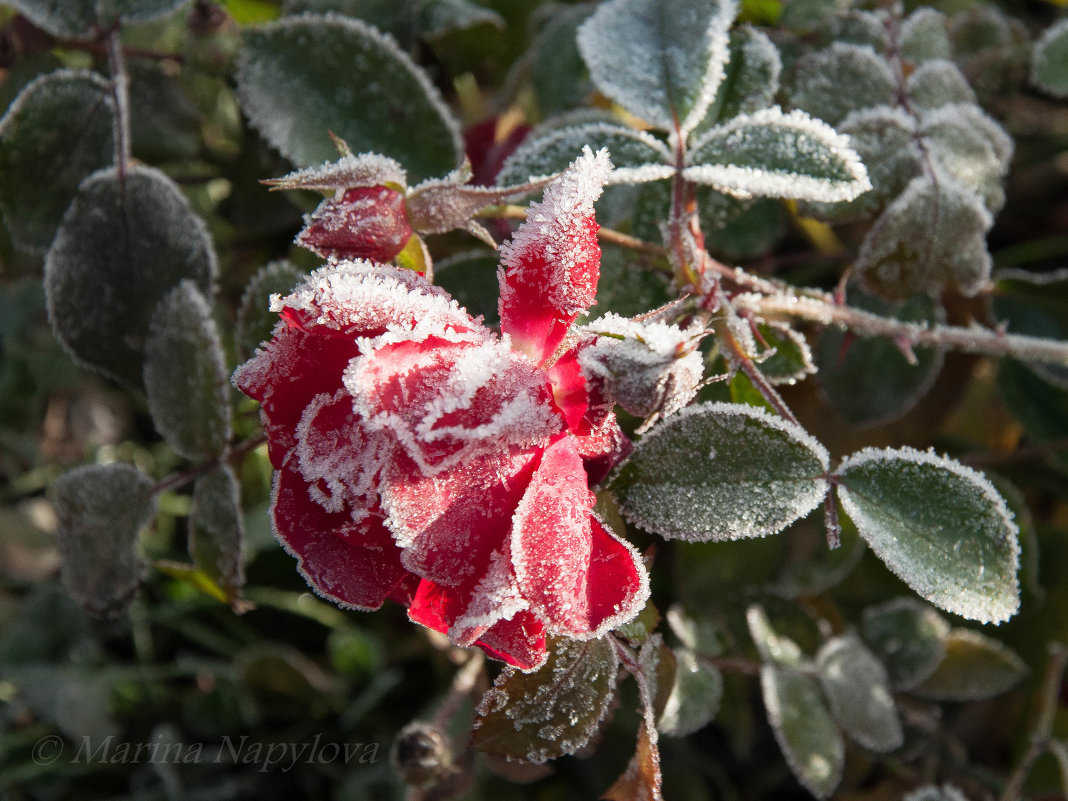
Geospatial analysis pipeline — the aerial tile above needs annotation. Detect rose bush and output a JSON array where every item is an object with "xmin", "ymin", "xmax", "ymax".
[{"xmin": 234, "ymin": 148, "xmax": 649, "ymax": 670}]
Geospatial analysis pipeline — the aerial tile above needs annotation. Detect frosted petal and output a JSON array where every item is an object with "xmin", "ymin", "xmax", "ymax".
[{"xmin": 261, "ymin": 151, "xmax": 407, "ymax": 193}]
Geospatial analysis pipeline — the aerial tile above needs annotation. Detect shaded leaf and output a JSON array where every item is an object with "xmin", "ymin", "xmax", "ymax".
[
  {"xmin": 530, "ymin": 3, "xmax": 596, "ymax": 117},
  {"xmin": 5, "ymin": 0, "xmax": 190, "ymax": 39},
  {"xmin": 433, "ymin": 249, "xmax": 501, "ymax": 326},
  {"xmin": 127, "ymin": 62, "xmax": 202, "ymax": 162},
  {"xmin": 0, "ymin": 70, "xmax": 114, "ymax": 254},
  {"xmin": 472, "ymin": 635, "xmax": 618, "ymax": 763},
  {"xmin": 614, "ymin": 402, "xmax": 829, "ymax": 542},
  {"xmin": 697, "ymin": 26, "xmax": 781, "ymax": 129},
  {"xmin": 756, "ymin": 321, "xmax": 815, "ymax": 385},
  {"xmin": 284, "ymin": 0, "xmax": 503, "ymax": 41},
  {"xmin": 684, "ymin": 107, "xmax": 870, "ymax": 202},
  {"xmin": 1032, "ymin": 19, "xmax": 1068, "ymax": 99},
  {"xmin": 761, "ymin": 664, "xmax": 844, "ymax": 799},
  {"xmin": 788, "ymin": 43, "xmax": 895, "ymax": 126},
  {"xmin": 665, "ymin": 605, "xmax": 724, "ymax": 657},
  {"xmin": 993, "ymin": 268, "xmax": 1068, "ymax": 390},
  {"xmin": 921, "ymin": 103, "xmax": 1012, "ymax": 212},
  {"xmin": 773, "ymin": 523, "xmax": 867, "ymax": 598},
  {"xmin": 816, "ymin": 634, "xmax": 902, "ymax": 752},
  {"xmin": 912, "ymin": 629, "xmax": 1028, "ymax": 701},
  {"xmin": 903, "ymin": 785, "xmax": 970, "ymax": 801},
  {"xmin": 746, "ymin": 604, "xmax": 804, "ymax": 666},
  {"xmin": 586, "ymin": 245, "xmax": 672, "ymax": 321},
  {"xmin": 44, "ymin": 165, "xmax": 217, "ymax": 388},
  {"xmin": 907, "ymin": 60, "xmax": 977, "ymax": 111},
  {"xmin": 52, "ymin": 463, "xmax": 155, "ymax": 618},
  {"xmin": 144, "ymin": 281, "xmax": 232, "ymax": 460},
  {"xmin": 659, "ymin": 648, "xmax": 722, "ymax": 736},
  {"xmin": 236, "ymin": 14, "xmax": 461, "ymax": 182},
  {"xmin": 235, "ymin": 260, "xmax": 305, "ymax": 360},
  {"xmin": 837, "ymin": 447, "xmax": 1020, "ymax": 624},
  {"xmin": 900, "ymin": 9, "xmax": 952, "ymax": 64},
  {"xmin": 576, "ymin": 0, "xmax": 737, "ymax": 136},
  {"xmin": 861, "ymin": 597, "xmax": 950, "ymax": 690},
  {"xmin": 777, "ymin": 0, "xmax": 845, "ymax": 33},
  {"xmin": 831, "ymin": 10, "xmax": 890, "ymax": 51},
  {"xmin": 190, "ymin": 465, "xmax": 246, "ymax": 605}
]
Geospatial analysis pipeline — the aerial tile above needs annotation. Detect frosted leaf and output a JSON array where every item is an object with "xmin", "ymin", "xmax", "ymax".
[
  {"xmin": 861, "ymin": 597, "xmax": 950, "ymax": 690},
  {"xmin": 236, "ymin": 14, "xmax": 461, "ymax": 182},
  {"xmin": 773, "ymin": 529, "xmax": 867, "ymax": 599},
  {"xmin": 578, "ymin": 313, "xmax": 704, "ymax": 422},
  {"xmin": 530, "ymin": 4, "xmax": 596, "ymax": 117},
  {"xmin": 415, "ymin": 0, "xmax": 504, "ymax": 38},
  {"xmin": 45, "ymin": 165, "xmax": 217, "ymax": 389},
  {"xmin": 815, "ymin": 291, "xmax": 943, "ymax": 428},
  {"xmin": 693, "ymin": 26, "xmax": 782, "ymax": 134},
  {"xmin": 261, "ymin": 152, "xmax": 407, "ymax": 193},
  {"xmin": 53, "ymin": 463, "xmax": 155, "ymax": 618},
  {"xmin": 777, "ymin": 0, "xmax": 847, "ymax": 33},
  {"xmin": 657, "ymin": 649, "xmax": 726, "ymax": 739},
  {"xmin": 904, "ymin": 785, "xmax": 970, "ymax": 801},
  {"xmin": 472, "ymin": 635, "xmax": 618, "ymax": 762},
  {"xmin": 144, "ymin": 281, "xmax": 232, "ymax": 461},
  {"xmin": 5, "ymin": 0, "xmax": 189, "ymax": 38},
  {"xmin": 900, "ymin": 9, "xmax": 952, "ymax": 64},
  {"xmin": 855, "ymin": 171, "xmax": 993, "ymax": 300},
  {"xmin": 906, "ymin": 59, "xmax": 977, "ymax": 111},
  {"xmin": 787, "ymin": 44, "xmax": 895, "ymax": 127},
  {"xmin": 950, "ymin": 6, "xmax": 1030, "ymax": 102},
  {"xmin": 126, "ymin": 62, "xmax": 201, "ymax": 163},
  {"xmin": 0, "ymin": 70, "xmax": 114, "ymax": 254},
  {"xmin": 801, "ymin": 106, "xmax": 920, "ymax": 222},
  {"xmin": 406, "ymin": 174, "xmax": 558, "ymax": 235},
  {"xmin": 912, "ymin": 629, "xmax": 1028, "ymax": 701},
  {"xmin": 755, "ymin": 321, "xmax": 816, "ymax": 385},
  {"xmin": 576, "ymin": 0, "xmax": 738, "ymax": 136},
  {"xmin": 285, "ymin": 0, "xmax": 503, "ymax": 40},
  {"xmin": 830, "ymin": 10, "xmax": 890, "ymax": 51},
  {"xmin": 761, "ymin": 664, "xmax": 844, "ymax": 800},
  {"xmin": 614, "ymin": 402, "xmax": 829, "ymax": 542},
  {"xmin": 1032, "ymin": 19, "xmax": 1068, "ymax": 98},
  {"xmin": 815, "ymin": 635, "xmax": 903, "ymax": 753},
  {"xmin": 837, "ymin": 446, "xmax": 1020, "ymax": 624},
  {"xmin": 234, "ymin": 260, "xmax": 305, "ymax": 360},
  {"xmin": 921, "ymin": 104, "xmax": 1012, "ymax": 212},
  {"xmin": 189, "ymin": 465, "xmax": 245, "ymax": 605},
  {"xmin": 497, "ymin": 123, "xmax": 672, "ymax": 187},
  {"xmin": 665, "ymin": 606, "xmax": 724, "ymax": 657},
  {"xmin": 684, "ymin": 107, "xmax": 871, "ymax": 203},
  {"xmin": 746, "ymin": 604, "xmax": 804, "ymax": 666}
]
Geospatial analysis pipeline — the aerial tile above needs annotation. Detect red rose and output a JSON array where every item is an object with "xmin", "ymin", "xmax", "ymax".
[{"xmin": 234, "ymin": 148, "xmax": 647, "ymax": 671}]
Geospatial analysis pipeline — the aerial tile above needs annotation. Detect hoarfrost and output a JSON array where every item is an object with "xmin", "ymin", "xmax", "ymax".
[
  {"xmin": 907, "ymin": 60, "xmax": 977, "ymax": 110},
  {"xmin": 920, "ymin": 103, "xmax": 1012, "ymax": 212},
  {"xmin": 815, "ymin": 635, "xmax": 903, "ymax": 752},
  {"xmin": 261, "ymin": 151, "xmax": 407, "ymax": 193},
  {"xmin": 900, "ymin": 9, "xmax": 953, "ymax": 64},
  {"xmin": 788, "ymin": 43, "xmax": 896, "ymax": 126}
]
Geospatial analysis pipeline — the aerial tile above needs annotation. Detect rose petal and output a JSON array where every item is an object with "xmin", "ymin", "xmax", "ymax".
[
  {"xmin": 573, "ymin": 414, "xmax": 633, "ymax": 486},
  {"xmin": 272, "ymin": 456, "xmax": 412, "ymax": 610},
  {"xmin": 498, "ymin": 148, "xmax": 612, "ymax": 364},
  {"xmin": 546, "ymin": 349, "xmax": 588, "ymax": 431}
]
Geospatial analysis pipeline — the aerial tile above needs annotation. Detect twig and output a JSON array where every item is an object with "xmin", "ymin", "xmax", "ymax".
[
  {"xmin": 151, "ymin": 434, "xmax": 267, "ymax": 496},
  {"xmin": 105, "ymin": 27, "xmax": 131, "ymax": 179},
  {"xmin": 720, "ymin": 318, "xmax": 802, "ymax": 427}
]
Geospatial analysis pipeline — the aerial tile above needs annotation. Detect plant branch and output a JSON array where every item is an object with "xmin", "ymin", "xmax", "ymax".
[
  {"xmin": 105, "ymin": 27, "xmax": 132, "ymax": 179},
  {"xmin": 720, "ymin": 317, "xmax": 802, "ymax": 427},
  {"xmin": 151, "ymin": 434, "xmax": 267, "ymax": 496}
]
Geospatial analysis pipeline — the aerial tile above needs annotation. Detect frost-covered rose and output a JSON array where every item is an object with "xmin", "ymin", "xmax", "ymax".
[{"xmin": 235, "ymin": 149, "xmax": 648, "ymax": 671}]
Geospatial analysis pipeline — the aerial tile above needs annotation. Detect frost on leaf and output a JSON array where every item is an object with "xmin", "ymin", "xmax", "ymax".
[
  {"xmin": 831, "ymin": 10, "xmax": 891, "ymax": 51},
  {"xmin": 261, "ymin": 151, "xmax": 407, "ymax": 193},
  {"xmin": 613, "ymin": 402, "xmax": 830, "ymax": 542},
  {"xmin": 855, "ymin": 172, "xmax": 993, "ymax": 300},
  {"xmin": 913, "ymin": 629, "xmax": 1028, "ymax": 701},
  {"xmin": 190, "ymin": 465, "xmax": 246, "ymax": 605},
  {"xmin": 787, "ymin": 43, "xmax": 896, "ymax": 127},
  {"xmin": 761, "ymin": 664, "xmax": 845, "ymax": 800},
  {"xmin": 658, "ymin": 648, "xmax": 723, "ymax": 737},
  {"xmin": 5, "ymin": 0, "xmax": 189, "ymax": 39},
  {"xmin": 836, "ymin": 447, "xmax": 1020, "ymax": 624},
  {"xmin": 235, "ymin": 260, "xmax": 305, "ymax": 360},
  {"xmin": 236, "ymin": 14, "xmax": 462, "ymax": 182},
  {"xmin": 861, "ymin": 597, "xmax": 950, "ymax": 690},
  {"xmin": 0, "ymin": 70, "xmax": 114, "ymax": 254},
  {"xmin": 746, "ymin": 604, "xmax": 804, "ymax": 667},
  {"xmin": 815, "ymin": 635, "xmax": 903, "ymax": 753},
  {"xmin": 907, "ymin": 60, "xmax": 978, "ymax": 111},
  {"xmin": 755, "ymin": 321, "xmax": 816, "ymax": 385},
  {"xmin": 684, "ymin": 107, "xmax": 871, "ymax": 203},
  {"xmin": 920, "ymin": 104, "xmax": 1012, "ymax": 212},
  {"xmin": 53, "ymin": 463, "xmax": 156, "ymax": 618},
  {"xmin": 472, "ymin": 635, "xmax": 618, "ymax": 762},
  {"xmin": 144, "ymin": 281, "xmax": 232, "ymax": 461},
  {"xmin": 496, "ymin": 123, "xmax": 673, "ymax": 187},
  {"xmin": 405, "ymin": 173, "xmax": 557, "ymax": 237},
  {"xmin": 900, "ymin": 9, "xmax": 953, "ymax": 64},
  {"xmin": 45, "ymin": 166, "xmax": 218, "ymax": 389},
  {"xmin": 1032, "ymin": 19, "xmax": 1068, "ymax": 99},
  {"xmin": 576, "ymin": 0, "xmax": 738, "ymax": 136},
  {"xmin": 695, "ymin": 26, "xmax": 781, "ymax": 130}
]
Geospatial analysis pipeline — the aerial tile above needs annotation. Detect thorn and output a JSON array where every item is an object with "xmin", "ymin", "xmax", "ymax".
[
  {"xmin": 893, "ymin": 335, "xmax": 919, "ymax": 365},
  {"xmin": 834, "ymin": 266, "xmax": 853, "ymax": 306},
  {"xmin": 836, "ymin": 330, "xmax": 856, "ymax": 368},
  {"xmin": 328, "ymin": 130, "xmax": 352, "ymax": 156}
]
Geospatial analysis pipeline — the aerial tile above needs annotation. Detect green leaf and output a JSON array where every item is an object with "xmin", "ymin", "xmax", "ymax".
[
  {"xmin": 1032, "ymin": 19, "xmax": 1068, "ymax": 99},
  {"xmin": 190, "ymin": 465, "xmax": 246, "ymax": 605},
  {"xmin": 993, "ymin": 268, "xmax": 1068, "ymax": 390},
  {"xmin": 497, "ymin": 122, "xmax": 672, "ymax": 186},
  {"xmin": 697, "ymin": 26, "xmax": 781, "ymax": 128},
  {"xmin": 684, "ymin": 107, "xmax": 871, "ymax": 203},
  {"xmin": 586, "ymin": 244, "xmax": 672, "ymax": 320},
  {"xmin": 920, "ymin": 104, "xmax": 1012, "ymax": 212},
  {"xmin": 861, "ymin": 597, "xmax": 950, "ymax": 690},
  {"xmin": 816, "ymin": 635, "xmax": 902, "ymax": 753},
  {"xmin": 236, "ymin": 14, "xmax": 462, "ymax": 182},
  {"xmin": 815, "ymin": 291, "xmax": 943, "ymax": 427},
  {"xmin": 756, "ymin": 321, "xmax": 815, "ymax": 385},
  {"xmin": 576, "ymin": 0, "xmax": 737, "ymax": 136},
  {"xmin": 0, "ymin": 70, "xmax": 114, "ymax": 254},
  {"xmin": 5, "ymin": 0, "xmax": 190, "ymax": 38},
  {"xmin": 44, "ymin": 165, "xmax": 218, "ymax": 389},
  {"xmin": 788, "ymin": 43, "xmax": 895, "ymax": 126},
  {"xmin": 900, "ymin": 9, "xmax": 952, "ymax": 64},
  {"xmin": 531, "ymin": 3, "xmax": 596, "ymax": 117},
  {"xmin": 235, "ymin": 260, "xmax": 305, "ymax": 360},
  {"xmin": 761, "ymin": 664, "xmax": 844, "ymax": 799},
  {"xmin": 472, "ymin": 635, "xmax": 618, "ymax": 763},
  {"xmin": 777, "ymin": 0, "xmax": 846, "ymax": 33},
  {"xmin": 831, "ymin": 10, "xmax": 890, "ymax": 51},
  {"xmin": 614, "ymin": 402, "xmax": 830, "ymax": 542},
  {"xmin": 837, "ymin": 447, "xmax": 1020, "ymax": 624},
  {"xmin": 856, "ymin": 172, "xmax": 993, "ymax": 300},
  {"xmin": 912, "ymin": 629, "xmax": 1028, "ymax": 701},
  {"xmin": 997, "ymin": 359, "xmax": 1068, "ymax": 450},
  {"xmin": 284, "ymin": 0, "xmax": 504, "ymax": 42},
  {"xmin": 907, "ymin": 60, "xmax": 977, "ymax": 111},
  {"xmin": 658, "ymin": 648, "xmax": 722, "ymax": 737},
  {"xmin": 127, "ymin": 62, "xmax": 203, "ymax": 163},
  {"xmin": 144, "ymin": 281, "xmax": 232, "ymax": 460},
  {"xmin": 746, "ymin": 604, "xmax": 804, "ymax": 666},
  {"xmin": 52, "ymin": 463, "xmax": 156, "ymax": 618},
  {"xmin": 665, "ymin": 606, "xmax": 724, "ymax": 657}
]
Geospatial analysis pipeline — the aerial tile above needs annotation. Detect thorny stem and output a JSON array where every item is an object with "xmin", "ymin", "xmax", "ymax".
[
  {"xmin": 720, "ymin": 319, "xmax": 802, "ymax": 427},
  {"xmin": 105, "ymin": 27, "xmax": 132, "ymax": 181},
  {"xmin": 998, "ymin": 643, "xmax": 1068, "ymax": 801},
  {"xmin": 150, "ymin": 434, "xmax": 268, "ymax": 496}
]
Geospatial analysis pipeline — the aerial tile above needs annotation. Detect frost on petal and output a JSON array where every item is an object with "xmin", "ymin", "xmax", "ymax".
[
  {"xmin": 272, "ymin": 457, "xmax": 412, "ymax": 610},
  {"xmin": 233, "ymin": 324, "xmax": 362, "ymax": 466},
  {"xmin": 347, "ymin": 338, "xmax": 562, "ymax": 473},
  {"xmin": 261, "ymin": 151, "xmax": 407, "ymax": 193},
  {"xmin": 511, "ymin": 436, "xmax": 649, "ymax": 638},
  {"xmin": 296, "ymin": 186, "xmax": 414, "ymax": 262},
  {"xmin": 498, "ymin": 147, "xmax": 613, "ymax": 365},
  {"xmin": 381, "ymin": 447, "xmax": 539, "ymax": 587},
  {"xmin": 573, "ymin": 414, "xmax": 634, "ymax": 487}
]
